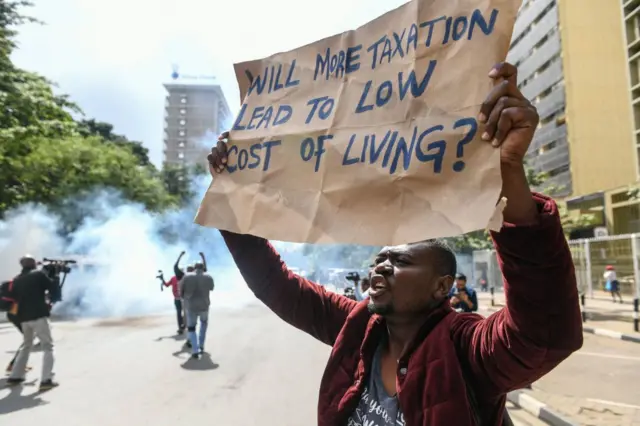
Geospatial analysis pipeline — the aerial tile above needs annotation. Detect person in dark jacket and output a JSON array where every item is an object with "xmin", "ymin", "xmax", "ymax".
[
  {"xmin": 448, "ymin": 273, "xmax": 478, "ymax": 313},
  {"xmin": 7, "ymin": 255, "xmax": 59, "ymax": 391},
  {"xmin": 207, "ymin": 62, "xmax": 583, "ymax": 425}
]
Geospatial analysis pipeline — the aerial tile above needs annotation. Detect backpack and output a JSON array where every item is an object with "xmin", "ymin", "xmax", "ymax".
[{"xmin": 0, "ymin": 280, "xmax": 15, "ymax": 312}]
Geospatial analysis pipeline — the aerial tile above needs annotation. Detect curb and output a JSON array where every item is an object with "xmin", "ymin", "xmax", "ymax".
[
  {"xmin": 507, "ymin": 390, "xmax": 579, "ymax": 426},
  {"xmin": 582, "ymin": 326, "xmax": 640, "ymax": 344},
  {"xmin": 483, "ymin": 306, "xmax": 640, "ymax": 344}
]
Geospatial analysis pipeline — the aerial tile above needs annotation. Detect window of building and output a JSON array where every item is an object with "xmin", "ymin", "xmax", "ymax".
[
  {"xmin": 538, "ymin": 140, "xmax": 558, "ymax": 155},
  {"xmin": 180, "ymin": 109, "xmax": 186, "ymax": 115},
  {"xmin": 178, "ymin": 141, "xmax": 185, "ymax": 148},
  {"xmin": 179, "ymin": 119, "xmax": 186, "ymax": 126},
  {"xmin": 178, "ymin": 152, "xmax": 184, "ymax": 159},
  {"xmin": 179, "ymin": 130, "xmax": 186, "ymax": 137},
  {"xmin": 181, "ymin": 98, "xmax": 187, "ymax": 104},
  {"xmin": 548, "ymin": 164, "xmax": 569, "ymax": 177}
]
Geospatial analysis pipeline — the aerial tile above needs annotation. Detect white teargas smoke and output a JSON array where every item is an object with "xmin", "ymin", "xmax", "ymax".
[{"xmin": 0, "ymin": 174, "xmax": 256, "ymax": 318}]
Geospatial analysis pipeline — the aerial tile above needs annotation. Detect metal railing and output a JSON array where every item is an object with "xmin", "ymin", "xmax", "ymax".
[{"xmin": 472, "ymin": 233, "xmax": 640, "ymax": 332}]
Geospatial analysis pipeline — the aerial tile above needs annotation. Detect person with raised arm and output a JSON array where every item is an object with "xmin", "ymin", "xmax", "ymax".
[{"xmin": 207, "ymin": 62, "xmax": 583, "ymax": 426}]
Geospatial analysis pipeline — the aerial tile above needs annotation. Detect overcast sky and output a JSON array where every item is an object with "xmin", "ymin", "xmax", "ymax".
[{"xmin": 12, "ymin": 0, "xmax": 407, "ymax": 166}]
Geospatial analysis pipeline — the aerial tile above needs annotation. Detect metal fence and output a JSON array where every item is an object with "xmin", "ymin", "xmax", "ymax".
[{"xmin": 472, "ymin": 233, "xmax": 640, "ymax": 299}]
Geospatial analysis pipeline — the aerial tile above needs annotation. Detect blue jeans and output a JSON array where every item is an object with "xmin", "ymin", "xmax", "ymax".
[{"xmin": 186, "ymin": 309, "xmax": 209, "ymax": 354}]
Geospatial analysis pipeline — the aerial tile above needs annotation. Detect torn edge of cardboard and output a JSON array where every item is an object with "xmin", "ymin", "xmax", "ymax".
[{"xmin": 486, "ymin": 197, "xmax": 507, "ymax": 233}]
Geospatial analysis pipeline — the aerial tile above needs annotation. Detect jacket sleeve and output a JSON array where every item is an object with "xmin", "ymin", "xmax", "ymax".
[
  {"xmin": 451, "ymin": 193, "xmax": 583, "ymax": 396},
  {"xmin": 221, "ymin": 230, "xmax": 358, "ymax": 346}
]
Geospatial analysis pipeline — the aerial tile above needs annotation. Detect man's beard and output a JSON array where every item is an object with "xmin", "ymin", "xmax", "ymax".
[{"xmin": 367, "ymin": 302, "xmax": 394, "ymax": 316}]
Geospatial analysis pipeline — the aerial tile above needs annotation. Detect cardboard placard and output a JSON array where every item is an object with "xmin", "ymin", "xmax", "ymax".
[{"xmin": 196, "ymin": 0, "xmax": 521, "ymax": 245}]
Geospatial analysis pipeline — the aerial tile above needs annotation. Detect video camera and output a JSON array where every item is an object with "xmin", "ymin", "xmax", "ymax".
[
  {"xmin": 345, "ymin": 272, "xmax": 361, "ymax": 283},
  {"xmin": 41, "ymin": 258, "xmax": 76, "ymax": 303}
]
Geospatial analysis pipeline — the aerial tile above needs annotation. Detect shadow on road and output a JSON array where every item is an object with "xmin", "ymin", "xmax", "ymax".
[
  {"xmin": 155, "ymin": 333, "xmax": 186, "ymax": 342},
  {"xmin": 181, "ymin": 353, "xmax": 219, "ymax": 371},
  {"xmin": 0, "ymin": 378, "xmax": 48, "ymax": 415}
]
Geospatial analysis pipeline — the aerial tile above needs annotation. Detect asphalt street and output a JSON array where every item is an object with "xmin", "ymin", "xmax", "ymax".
[
  {"xmin": 476, "ymin": 307, "xmax": 640, "ymax": 426},
  {"xmin": 0, "ymin": 304, "xmax": 548, "ymax": 426}
]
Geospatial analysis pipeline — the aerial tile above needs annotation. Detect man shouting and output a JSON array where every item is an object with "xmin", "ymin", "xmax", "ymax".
[{"xmin": 207, "ymin": 63, "xmax": 582, "ymax": 426}]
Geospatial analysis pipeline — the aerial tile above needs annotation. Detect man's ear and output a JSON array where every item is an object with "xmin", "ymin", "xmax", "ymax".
[{"xmin": 434, "ymin": 275, "xmax": 454, "ymax": 299}]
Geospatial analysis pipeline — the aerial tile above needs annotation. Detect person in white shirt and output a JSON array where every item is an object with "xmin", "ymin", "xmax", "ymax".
[{"xmin": 603, "ymin": 265, "xmax": 623, "ymax": 303}]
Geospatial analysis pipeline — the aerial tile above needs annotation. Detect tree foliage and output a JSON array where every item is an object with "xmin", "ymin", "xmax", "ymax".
[
  {"xmin": 0, "ymin": 0, "xmax": 195, "ymax": 224},
  {"xmin": 78, "ymin": 119, "xmax": 150, "ymax": 166}
]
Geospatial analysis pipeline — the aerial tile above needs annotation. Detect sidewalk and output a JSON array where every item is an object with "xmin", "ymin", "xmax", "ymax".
[
  {"xmin": 477, "ymin": 291, "xmax": 640, "ymax": 339},
  {"xmin": 518, "ymin": 387, "xmax": 640, "ymax": 426}
]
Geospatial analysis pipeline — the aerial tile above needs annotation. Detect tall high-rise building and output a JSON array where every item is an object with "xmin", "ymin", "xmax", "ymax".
[
  {"xmin": 507, "ymin": 0, "xmax": 638, "ymax": 235},
  {"xmin": 163, "ymin": 79, "xmax": 232, "ymax": 170}
]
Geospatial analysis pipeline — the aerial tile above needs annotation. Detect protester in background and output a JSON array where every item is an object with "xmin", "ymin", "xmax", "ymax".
[
  {"xmin": 7, "ymin": 255, "xmax": 59, "ymax": 391},
  {"xmin": 180, "ymin": 252, "xmax": 207, "ymax": 348},
  {"xmin": 479, "ymin": 277, "xmax": 488, "ymax": 292},
  {"xmin": 174, "ymin": 251, "xmax": 208, "ymax": 280},
  {"xmin": 1, "ymin": 279, "xmax": 32, "ymax": 374},
  {"xmin": 449, "ymin": 273, "xmax": 478, "ymax": 313},
  {"xmin": 603, "ymin": 265, "xmax": 623, "ymax": 303},
  {"xmin": 208, "ymin": 62, "xmax": 583, "ymax": 425},
  {"xmin": 354, "ymin": 276, "xmax": 371, "ymax": 302},
  {"xmin": 180, "ymin": 261, "xmax": 214, "ymax": 359},
  {"xmin": 158, "ymin": 270, "xmax": 185, "ymax": 335}
]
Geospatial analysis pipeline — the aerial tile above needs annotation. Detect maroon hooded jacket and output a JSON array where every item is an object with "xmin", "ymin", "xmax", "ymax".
[{"xmin": 220, "ymin": 193, "xmax": 583, "ymax": 425}]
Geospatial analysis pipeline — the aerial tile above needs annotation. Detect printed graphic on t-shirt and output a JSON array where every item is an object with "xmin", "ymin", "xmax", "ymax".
[{"xmin": 347, "ymin": 386, "xmax": 405, "ymax": 426}]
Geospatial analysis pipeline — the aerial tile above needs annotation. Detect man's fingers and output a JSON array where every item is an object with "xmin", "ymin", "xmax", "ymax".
[
  {"xmin": 217, "ymin": 140, "xmax": 228, "ymax": 165},
  {"xmin": 493, "ymin": 106, "xmax": 537, "ymax": 145},
  {"xmin": 482, "ymin": 97, "xmax": 530, "ymax": 143},
  {"xmin": 478, "ymin": 80, "xmax": 525, "ymax": 123},
  {"xmin": 488, "ymin": 62, "xmax": 518, "ymax": 85},
  {"xmin": 208, "ymin": 139, "xmax": 229, "ymax": 174}
]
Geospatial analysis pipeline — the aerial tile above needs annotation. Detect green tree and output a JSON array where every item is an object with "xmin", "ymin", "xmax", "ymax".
[
  {"xmin": 18, "ymin": 135, "xmax": 174, "ymax": 210},
  {"xmin": 161, "ymin": 163, "xmax": 207, "ymax": 206},
  {"xmin": 78, "ymin": 119, "xmax": 150, "ymax": 166},
  {"xmin": 0, "ymin": 1, "xmax": 79, "ymax": 140},
  {"xmin": 0, "ymin": 0, "xmax": 82, "ymax": 213},
  {"xmin": 0, "ymin": 1, "xmax": 186, "ymax": 222}
]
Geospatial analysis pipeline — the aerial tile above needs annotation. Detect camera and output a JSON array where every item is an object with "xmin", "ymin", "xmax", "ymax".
[
  {"xmin": 41, "ymin": 258, "xmax": 76, "ymax": 303},
  {"xmin": 345, "ymin": 272, "xmax": 361, "ymax": 283}
]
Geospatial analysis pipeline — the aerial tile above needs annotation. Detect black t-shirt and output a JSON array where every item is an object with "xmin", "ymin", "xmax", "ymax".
[
  {"xmin": 174, "ymin": 265, "xmax": 185, "ymax": 281},
  {"xmin": 12, "ymin": 269, "xmax": 54, "ymax": 322}
]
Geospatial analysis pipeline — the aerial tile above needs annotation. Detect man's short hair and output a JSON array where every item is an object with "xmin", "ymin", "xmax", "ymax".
[{"xmin": 410, "ymin": 239, "xmax": 456, "ymax": 277}]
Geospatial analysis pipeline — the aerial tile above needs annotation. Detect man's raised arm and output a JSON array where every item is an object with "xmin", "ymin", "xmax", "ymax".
[
  {"xmin": 451, "ymin": 62, "xmax": 582, "ymax": 397},
  {"xmin": 220, "ymin": 230, "xmax": 357, "ymax": 346}
]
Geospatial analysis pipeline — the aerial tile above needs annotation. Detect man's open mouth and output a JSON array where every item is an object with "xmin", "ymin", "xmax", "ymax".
[{"xmin": 368, "ymin": 275, "xmax": 389, "ymax": 298}]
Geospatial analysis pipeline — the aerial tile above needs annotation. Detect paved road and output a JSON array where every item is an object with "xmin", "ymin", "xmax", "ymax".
[
  {"xmin": 0, "ymin": 305, "xmax": 547, "ymax": 425},
  {"xmin": 476, "ymin": 307, "xmax": 640, "ymax": 426}
]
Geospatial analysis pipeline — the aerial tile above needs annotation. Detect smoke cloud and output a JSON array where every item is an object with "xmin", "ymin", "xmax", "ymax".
[{"xmin": 0, "ymin": 176, "xmax": 255, "ymax": 318}]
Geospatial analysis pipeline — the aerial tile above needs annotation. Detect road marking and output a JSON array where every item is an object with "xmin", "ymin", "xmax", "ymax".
[
  {"xmin": 575, "ymin": 351, "xmax": 640, "ymax": 362},
  {"xmin": 586, "ymin": 398, "xmax": 640, "ymax": 410}
]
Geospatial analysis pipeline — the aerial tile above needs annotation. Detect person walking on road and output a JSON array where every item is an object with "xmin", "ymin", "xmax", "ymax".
[
  {"xmin": 208, "ymin": 62, "xmax": 583, "ymax": 426},
  {"xmin": 1, "ymin": 279, "xmax": 33, "ymax": 374},
  {"xmin": 180, "ymin": 259, "xmax": 214, "ymax": 359},
  {"xmin": 603, "ymin": 265, "xmax": 623, "ymax": 303},
  {"xmin": 7, "ymin": 255, "xmax": 59, "ymax": 391}
]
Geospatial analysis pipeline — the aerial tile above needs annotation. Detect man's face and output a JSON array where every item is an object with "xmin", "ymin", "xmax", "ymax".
[
  {"xmin": 456, "ymin": 278, "xmax": 466, "ymax": 289},
  {"xmin": 186, "ymin": 265, "xmax": 195, "ymax": 273},
  {"xmin": 367, "ymin": 244, "xmax": 452, "ymax": 317}
]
